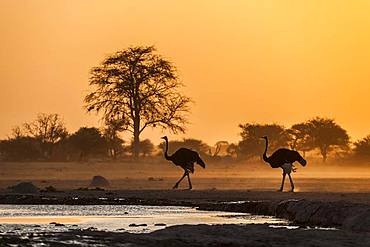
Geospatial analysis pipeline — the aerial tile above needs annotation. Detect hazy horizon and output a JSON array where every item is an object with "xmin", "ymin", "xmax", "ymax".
[{"xmin": 1, "ymin": 1, "xmax": 370, "ymax": 145}]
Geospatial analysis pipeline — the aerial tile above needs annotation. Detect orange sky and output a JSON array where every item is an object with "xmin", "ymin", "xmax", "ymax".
[{"xmin": 1, "ymin": 0, "xmax": 370, "ymax": 145}]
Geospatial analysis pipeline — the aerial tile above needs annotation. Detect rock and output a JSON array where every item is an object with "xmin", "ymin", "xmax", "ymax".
[
  {"xmin": 154, "ymin": 223, "xmax": 166, "ymax": 226},
  {"xmin": 41, "ymin": 185, "xmax": 58, "ymax": 193},
  {"xmin": 85, "ymin": 227, "xmax": 97, "ymax": 231},
  {"xmin": 89, "ymin": 176, "xmax": 110, "ymax": 187},
  {"xmin": 49, "ymin": 222, "xmax": 64, "ymax": 226},
  {"xmin": 129, "ymin": 223, "xmax": 147, "ymax": 227},
  {"xmin": 8, "ymin": 182, "xmax": 39, "ymax": 194}
]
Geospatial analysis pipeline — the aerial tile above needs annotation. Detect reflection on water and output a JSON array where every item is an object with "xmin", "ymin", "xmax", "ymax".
[{"xmin": 0, "ymin": 204, "xmax": 287, "ymax": 233}]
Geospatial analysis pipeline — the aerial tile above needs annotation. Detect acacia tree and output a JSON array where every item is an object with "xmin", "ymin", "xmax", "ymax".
[
  {"xmin": 22, "ymin": 113, "xmax": 68, "ymax": 158},
  {"xmin": 238, "ymin": 123, "xmax": 289, "ymax": 159},
  {"xmin": 353, "ymin": 135, "xmax": 370, "ymax": 159},
  {"xmin": 85, "ymin": 46, "xmax": 191, "ymax": 158},
  {"xmin": 212, "ymin": 141, "xmax": 229, "ymax": 157},
  {"xmin": 158, "ymin": 138, "xmax": 210, "ymax": 157},
  {"xmin": 306, "ymin": 117, "xmax": 350, "ymax": 162},
  {"xmin": 286, "ymin": 122, "xmax": 315, "ymax": 157},
  {"xmin": 130, "ymin": 139, "xmax": 154, "ymax": 157},
  {"xmin": 68, "ymin": 127, "xmax": 107, "ymax": 161},
  {"xmin": 0, "ymin": 137, "xmax": 42, "ymax": 161},
  {"xmin": 226, "ymin": 143, "xmax": 239, "ymax": 158}
]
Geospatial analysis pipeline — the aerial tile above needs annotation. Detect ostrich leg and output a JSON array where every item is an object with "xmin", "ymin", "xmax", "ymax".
[
  {"xmin": 279, "ymin": 172, "xmax": 286, "ymax": 191},
  {"xmin": 186, "ymin": 173, "xmax": 192, "ymax": 190},
  {"xmin": 288, "ymin": 173, "xmax": 295, "ymax": 192},
  {"xmin": 173, "ymin": 171, "xmax": 187, "ymax": 189}
]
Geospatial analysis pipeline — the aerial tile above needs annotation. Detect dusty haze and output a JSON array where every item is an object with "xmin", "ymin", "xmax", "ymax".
[{"xmin": 1, "ymin": 1, "xmax": 370, "ymax": 144}]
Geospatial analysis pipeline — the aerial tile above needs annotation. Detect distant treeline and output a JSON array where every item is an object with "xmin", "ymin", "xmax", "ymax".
[{"xmin": 0, "ymin": 113, "xmax": 369, "ymax": 162}]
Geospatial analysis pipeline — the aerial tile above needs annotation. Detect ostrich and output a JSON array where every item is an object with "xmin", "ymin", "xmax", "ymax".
[
  {"xmin": 261, "ymin": 136, "xmax": 307, "ymax": 192},
  {"xmin": 161, "ymin": 136, "xmax": 206, "ymax": 190}
]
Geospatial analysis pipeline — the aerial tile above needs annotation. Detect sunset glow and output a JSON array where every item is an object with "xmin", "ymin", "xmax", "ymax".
[{"xmin": 1, "ymin": 0, "xmax": 370, "ymax": 144}]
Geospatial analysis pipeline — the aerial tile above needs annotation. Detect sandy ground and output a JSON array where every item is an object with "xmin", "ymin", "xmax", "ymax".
[{"xmin": 1, "ymin": 160, "xmax": 370, "ymax": 192}]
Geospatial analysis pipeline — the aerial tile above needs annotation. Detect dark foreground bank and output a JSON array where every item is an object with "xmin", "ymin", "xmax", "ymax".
[{"xmin": 1, "ymin": 224, "xmax": 370, "ymax": 247}]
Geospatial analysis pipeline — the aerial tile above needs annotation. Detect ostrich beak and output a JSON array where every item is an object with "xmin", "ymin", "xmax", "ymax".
[{"xmin": 160, "ymin": 136, "xmax": 166, "ymax": 140}]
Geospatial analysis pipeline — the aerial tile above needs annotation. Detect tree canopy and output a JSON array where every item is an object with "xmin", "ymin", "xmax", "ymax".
[
  {"xmin": 353, "ymin": 135, "xmax": 370, "ymax": 159},
  {"xmin": 67, "ymin": 127, "xmax": 107, "ymax": 160},
  {"xmin": 85, "ymin": 46, "xmax": 191, "ymax": 158},
  {"xmin": 15, "ymin": 113, "xmax": 67, "ymax": 159},
  {"xmin": 238, "ymin": 123, "xmax": 289, "ymax": 158},
  {"xmin": 305, "ymin": 117, "xmax": 350, "ymax": 162},
  {"xmin": 159, "ymin": 138, "xmax": 210, "ymax": 157}
]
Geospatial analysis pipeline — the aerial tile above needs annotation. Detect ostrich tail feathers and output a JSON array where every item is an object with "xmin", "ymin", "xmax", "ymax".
[{"xmin": 196, "ymin": 156, "xmax": 206, "ymax": 168}]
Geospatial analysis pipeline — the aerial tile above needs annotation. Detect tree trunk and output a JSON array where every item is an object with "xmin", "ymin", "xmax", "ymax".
[
  {"xmin": 133, "ymin": 117, "xmax": 140, "ymax": 159},
  {"xmin": 321, "ymin": 147, "xmax": 327, "ymax": 162},
  {"xmin": 322, "ymin": 153, "xmax": 327, "ymax": 162}
]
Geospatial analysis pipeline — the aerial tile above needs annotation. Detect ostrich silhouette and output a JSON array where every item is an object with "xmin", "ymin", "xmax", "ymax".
[
  {"xmin": 261, "ymin": 136, "xmax": 307, "ymax": 192},
  {"xmin": 161, "ymin": 136, "xmax": 206, "ymax": 190}
]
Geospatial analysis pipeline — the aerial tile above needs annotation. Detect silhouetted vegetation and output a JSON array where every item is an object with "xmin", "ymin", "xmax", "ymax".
[
  {"xmin": 66, "ymin": 127, "xmax": 108, "ymax": 161},
  {"xmin": 84, "ymin": 46, "xmax": 191, "ymax": 158},
  {"xmin": 0, "ymin": 114, "xmax": 67, "ymax": 161},
  {"xmin": 286, "ymin": 122, "xmax": 312, "ymax": 151},
  {"xmin": 0, "ymin": 113, "xmax": 368, "ymax": 164},
  {"xmin": 304, "ymin": 117, "xmax": 350, "ymax": 162},
  {"xmin": 353, "ymin": 135, "xmax": 370, "ymax": 159},
  {"xmin": 158, "ymin": 138, "xmax": 210, "ymax": 157},
  {"xmin": 212, "ymin": 141, "xmax": 230, "ymax": 157},
  {"xmin": 16, "ymin": 113, "xmax": 68, "ymax": 159},
  {"xmin": 0, "ymin": 137, "xmax": 42, "ymax": 161},
  {"xmin": 129, "ymin": 139, "xmax": 155, "ymax": 157},
  {"xmin": 103, "ymin": 118, "xmax": 125, "ymax": 159},
  {"xmin": 238, "ymin": 123, "xmax": 289, "ymax": 159},
  {"xmin": 237, "ymin": 117, "xmax": 351, "ymax": 162}
]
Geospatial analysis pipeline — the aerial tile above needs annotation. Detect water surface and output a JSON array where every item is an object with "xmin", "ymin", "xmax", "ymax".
[{"xmin": 0, "ymin": 204, "xmax": 287, "ymax": 233}]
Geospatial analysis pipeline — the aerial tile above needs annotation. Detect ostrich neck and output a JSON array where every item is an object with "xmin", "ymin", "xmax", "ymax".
[
  {"xmin": 164, "ymin": 139, "xmax": 171, "ymax": 160},
  {"xmin": 263, "ymin": 138, "xmax": 269, "ymax": 162}
]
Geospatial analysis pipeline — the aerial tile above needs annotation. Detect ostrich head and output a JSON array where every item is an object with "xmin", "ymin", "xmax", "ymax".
[
  {"xmin": 260, "ymin": 136, "xmax": 268, "ymax": 140},
  {"xmin": 161, "ymin": 136, "xmax": 168, "ymax": 141}
]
